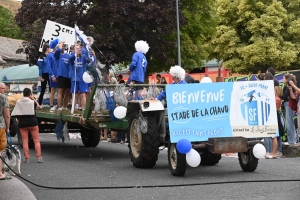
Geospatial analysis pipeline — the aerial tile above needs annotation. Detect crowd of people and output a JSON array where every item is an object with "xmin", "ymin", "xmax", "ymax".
[{"xmin": 257, "ymin": 68, "xmax": 300, "ymax": 159}]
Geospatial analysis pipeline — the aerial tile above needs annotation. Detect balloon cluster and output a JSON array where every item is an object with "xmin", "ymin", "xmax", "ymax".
[
  {"xmin": 113, "ymin": 106, "xmax": 127, "ymax": 119},
  {"xmin": 176, "ymin": 139, "xmax": 201, "ymax": 167}
]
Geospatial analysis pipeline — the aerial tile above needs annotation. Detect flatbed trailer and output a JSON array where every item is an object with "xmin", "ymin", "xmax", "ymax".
[{"xmin": 10, "ymin": 83, "xmax": 129, "ymax": 148}]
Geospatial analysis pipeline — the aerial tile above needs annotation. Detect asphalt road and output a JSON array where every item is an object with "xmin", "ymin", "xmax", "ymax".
[{"xmin": 10, "ymin": 133, "xmax": 300, "ymax": 200}]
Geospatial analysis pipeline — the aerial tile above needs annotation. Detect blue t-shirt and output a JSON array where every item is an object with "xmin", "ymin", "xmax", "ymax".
[
  {"xmin": 47, "ymin": 52, "xmax": 58, "ymax": 78},
  {"xmin": 129, "ymin": 52, "xmax": 148, "ymax": 83},
  {"xmin": 69, "ymin": 54, "xmax": 90, "ymax": 82},
  {"xmin": 55, "ymin": 47, "xmax": 70, "ymax": 78},
  {"xmin": 37, "ymin": 54, "xmax": 51, "ymax": 76}
]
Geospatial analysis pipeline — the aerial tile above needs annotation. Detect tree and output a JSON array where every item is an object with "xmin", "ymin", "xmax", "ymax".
[
  {"xmin": 0, "ymin": 6, "xmax": 24, "ymax": 39},
  {"xmin": 15, "ymin": 0, "xmax": 216, "ymax": 72},
  {"xmin": 210, "ymin": 0, "xmax": 300, "ymax": 74},
  {"xmin": 180, "ymin": 0, "xmax": 218, "ymax": 71}
]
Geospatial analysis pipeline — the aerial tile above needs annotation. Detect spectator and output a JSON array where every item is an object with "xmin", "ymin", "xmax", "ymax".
[
  {"xmin": 264, "ymin": 72, "xmax": 279, "ymax": 158},
  {"xmin": 275, "ymin": 86, "xmax": 284, "ymax": 156},
  {"xmin": 120, "ymin": 132, "xmax": 126, "ymax": 144},
  {"xmin": 161, "ymin": 77, "xmax": 168, "ymax": 84},
  {"xmin": 117, "ymin": 74, "xmax": 125, "ymax": 84},
  {"xmin": 282, "ymin": 73, "xmax": 297, "ymax": 145},
  {"xmin": 156, "ymin": 74, "xmax": 162, "ymax": 84},
  {"xmin": 266, "ymin": 67, "xmax": 280, "ymax": 86},
  {"xmin": 265, "ymin": 72, "xmax": 279, "ymax": 87},
  {"xmin": 287, "ymin": 80, "xmax": 300, "ymax": 146},
  {"xmin": 11, "ymin": 88, "xmax": 43, "ymax": 163},
  {"xmin": 257, "ymin": 73, "xmax": 265, "ymax": 81},
  {"xmin": 0, "ymin": 82, "xmax": 11, "ymax": 180}
]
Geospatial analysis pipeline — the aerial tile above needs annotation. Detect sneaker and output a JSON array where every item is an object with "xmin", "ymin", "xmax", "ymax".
[
  {"xmin": 36, "ymin": 157, "xmax": 44, "ymax": 163},
  {"xmin": 75, "ymin": 104, "xmax": 79, "ymax": 110},
  {"xmin": 23, "ymin": 159, "xmax": 29, "ymax": 163},
  {"xmin": 62, "ymin": 107, "xmax": 68, "ymax": 110},
  {"xmin": 50, "ymin": 105, "xmax": 57, "ymax": 112},
  {"xmin": 57, "ymin": 107, "xmax": 63, "ymax": 111},
  {"xmin": 283, "ymin": 142, "xmax": 289, "ymax": 145},
  {"xmin": 42, "ymin": 104, "xmax": 50, "ymax": 108}
]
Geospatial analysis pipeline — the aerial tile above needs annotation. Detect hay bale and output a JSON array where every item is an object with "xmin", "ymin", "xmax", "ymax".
[{"xmin": 7, "ymin": 94, "xmax": 38, "ymax": 107}]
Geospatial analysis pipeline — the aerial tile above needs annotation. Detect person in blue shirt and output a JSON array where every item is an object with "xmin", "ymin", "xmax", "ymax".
[
  {"xmin": 55, "ymin": 41, "xmax": 71, "ymax": 111},
  {"xmin": 47, "ymin": 48, "xmax": 58, "ymax": 111},
  {"xmin": 69, "ymin": 44, "xmax": 91, "ymax": 111},
  {"xmin": 37, "ymin": 43, "xmax": 52, "ymax": 106},
  {"xmin": 153, "ymin": 65, "xmax": 187, "ymax": 101},
  {"xmin": 127, "ymin": 40, "xmax": 149, "ymax": 85}
]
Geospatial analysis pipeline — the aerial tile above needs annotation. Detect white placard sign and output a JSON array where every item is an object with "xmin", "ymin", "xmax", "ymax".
[{"xmin": 39, "ymin": 20, "xmax": 75, "ymax": 53}]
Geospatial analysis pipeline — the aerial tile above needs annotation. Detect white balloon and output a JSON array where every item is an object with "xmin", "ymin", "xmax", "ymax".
[
  {"xmin": 252, "ymin": 143, "xmax": 266, "ymax": 159},
  {"xmin": 83, "ymin": 72, "xmax": 93, "ymax": 83},
  {"xmin": 113, "ymin": 106, "xmax": 127, "ymax": 119},
  {"xmin": 186, "ymin": 149, "xmax": 201, "ymax": 167},
  {"xmin": 200, "ymin": 77, "xmax": 212, "ymax": 83}
]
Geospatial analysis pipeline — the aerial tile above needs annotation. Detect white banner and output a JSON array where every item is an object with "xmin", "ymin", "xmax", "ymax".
[{"xmin": 39, "ymin": 20, "xmax": 75, "ymax": 53}]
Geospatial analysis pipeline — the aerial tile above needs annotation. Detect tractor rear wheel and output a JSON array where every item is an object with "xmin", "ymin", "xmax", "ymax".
[{"xmin": 127, "ymin": 111, "xmax": 161, "ymax": 168}]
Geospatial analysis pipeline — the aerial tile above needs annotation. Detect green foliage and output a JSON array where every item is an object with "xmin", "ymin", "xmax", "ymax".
[
  {"xmin": 180, "ymin": 0, "xmax": 218, "ymax": 71},
  {"xmin": 0, "ymin": 6, "xmax": 24, "ymax": 39},
  {"xmin": 15, "ymin": 0, "xmax": 217, "ymax": 72},
  {"xmin": 210, "ymin": 0, "xmax": 300, "ymax": 74}
]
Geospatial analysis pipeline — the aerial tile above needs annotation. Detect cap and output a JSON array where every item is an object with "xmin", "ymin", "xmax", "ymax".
[{"xmin": 50, "ymin": 37, "xmax": 62, "ymax": 49}]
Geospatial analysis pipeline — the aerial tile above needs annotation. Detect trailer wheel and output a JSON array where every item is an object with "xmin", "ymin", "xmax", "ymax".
[
  {"xmin": 127, "ymin": 112, "xmax": 161, "ymax": 168},
  {"xmin": 17, "ymin": 131, "xmax": 34, "ymax": 149},
  {"xmin": 200, "ymin": 150, "xmax": 221, "ymax": 166},
  {"xmin": 168, "ymin": 143, "xmax": 186, "ymax": 176},
  {"xmin": 9, "ymin": 117, "xmax": 18, "ymax": 137},
  {"xmin": 238, "ymin": 148, "xmax": 258, "ymax": 172},
  {"xmin": 80, "ymin": 128, "xmax": 100, "ymax": 147}
]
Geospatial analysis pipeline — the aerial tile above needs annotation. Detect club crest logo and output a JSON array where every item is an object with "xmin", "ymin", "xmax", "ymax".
[{"xmin": 239, "ymin": 90, "xmax": 270, "ymax": 126}]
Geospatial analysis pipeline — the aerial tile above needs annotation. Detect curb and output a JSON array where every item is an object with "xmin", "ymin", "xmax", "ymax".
[{"xmin": 0, "ymin": 175, "xmax": 37, "ymax": 200}]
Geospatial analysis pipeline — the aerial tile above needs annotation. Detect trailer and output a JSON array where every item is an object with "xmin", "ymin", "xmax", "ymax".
[{"xmin": 9, "ymin": 84, "xmax": 128, "ymax": 148}]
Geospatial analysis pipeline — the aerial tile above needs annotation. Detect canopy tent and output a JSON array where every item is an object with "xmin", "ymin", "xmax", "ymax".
[{"xmin": 0, "ymin": 64, "xmax": 39, "ymax": 81}]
